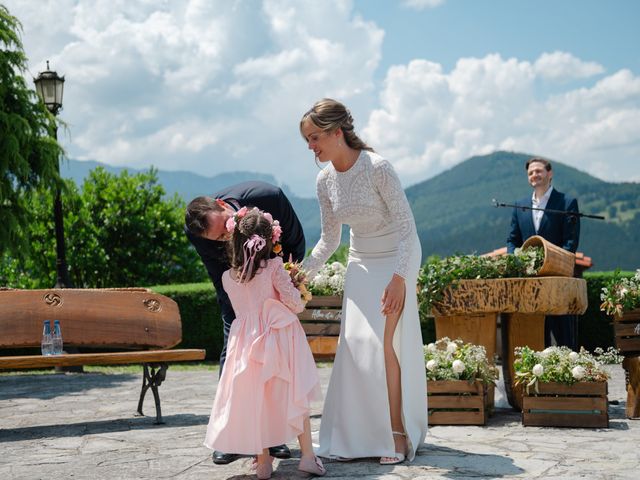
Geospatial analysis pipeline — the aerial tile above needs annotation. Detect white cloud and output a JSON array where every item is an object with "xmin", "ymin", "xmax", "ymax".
[
  {"xmin": 402, "ymin": 0, "xmax": 445, "ymax": 10},
  {"xmin": 364, "ymin": 52, "xmax": 640, "ymax": 186},
  {"xmin": 6, "ymin": 0, "xmax": 384, "ymax": 192},
  {"xmin": 534, "ymin": 51, "xmax": 604, "ymax": 81}
]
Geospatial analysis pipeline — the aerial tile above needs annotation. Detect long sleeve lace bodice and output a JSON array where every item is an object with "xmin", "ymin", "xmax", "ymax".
[{"xmin": 303, "ymin": 151, "xmax": 418, "ymax": 279}]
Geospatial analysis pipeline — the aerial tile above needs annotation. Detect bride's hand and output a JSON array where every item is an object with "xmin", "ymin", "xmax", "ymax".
[{"xmin": 381, "ymin": 274, "xmax": 406, "ymax": 316}]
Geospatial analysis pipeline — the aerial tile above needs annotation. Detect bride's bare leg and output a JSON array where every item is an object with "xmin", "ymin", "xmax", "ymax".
[{"xmin": 383, "ymin": 307, "xmax": 407, "ymax": 458}]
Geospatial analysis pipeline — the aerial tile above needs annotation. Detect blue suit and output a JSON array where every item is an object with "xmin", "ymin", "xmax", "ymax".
[
  {"xmin": 506, "ymin": 188, "xmax": 580, "ymax": 349},
  {"xmin": 507, "ymin": 188, "xmax": 580, "ymax": 254}
]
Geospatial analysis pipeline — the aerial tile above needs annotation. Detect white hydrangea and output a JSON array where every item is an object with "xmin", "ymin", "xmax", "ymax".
[
  {"xmin": 572, "ymin": 366, "xmax": 586, "ymax": 380},
  {"xmin": 426, "ymin": 343, "xmax": 436, "ymax": 353},
  {"xmin": 569, "ymin": 351, "xmax": 579, "ymax": 361},
  {"xmin": 426, "ymin": 359, "xmax": 437, "ymax": 371},
  {"xmin": 532, "ymin": 364, "xmax": 544, "ymax": 376},
  {"xmin": 446, "ymin": 342, "xmax": 458, "ymax": 354},
  {"xmin": 452, "ymin": 360, "xmax": 465, "ymax": 374}
]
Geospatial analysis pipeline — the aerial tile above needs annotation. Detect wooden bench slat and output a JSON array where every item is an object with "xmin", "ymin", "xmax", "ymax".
[{"xmin": 0, "ymin": 349, "xmax": 205, "ymax": 370}]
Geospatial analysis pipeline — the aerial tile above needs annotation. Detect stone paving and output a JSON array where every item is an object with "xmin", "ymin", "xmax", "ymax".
[{"xmin": 1, "ymin": 364, "xmax": 638, "ymax": 479}]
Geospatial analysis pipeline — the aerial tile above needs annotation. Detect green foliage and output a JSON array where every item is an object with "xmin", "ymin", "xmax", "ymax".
[
  {"xmin": 150, "ymin": 282, "xmax": 222, "ymax": 361},
  {"xmin": 417, "ymin": 247, "xmax": 544, "ymax": 311},
  {"xmin": 0, "ymin": 167, "xmax": 207, "ymax": 288},
  {"xmin": 0, "ymin": 5, "xmax": 64, "ymax": 256}
]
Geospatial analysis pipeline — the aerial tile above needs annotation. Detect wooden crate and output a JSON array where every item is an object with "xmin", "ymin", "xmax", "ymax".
[
  {"xmin": 427, "ymin": 380, "xmax": 493, "ymax": 425},
  {"xmin": 298, "ymin": 295, "xmax": 342, "ymax": 360},
  {"xmin": 613, "ymin": 308, "xmax": 640, "ymax": 354},
  {"xmin": 522, "ymin": 381, "xmax": 608, "ymax": 428}
]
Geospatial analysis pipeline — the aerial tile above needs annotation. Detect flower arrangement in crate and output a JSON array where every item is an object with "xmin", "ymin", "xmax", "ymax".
[
  {"xmin": 600, "ymin": 269, "xmax": 640, "ymax": 317},
  {"xmin": 424, "ymin": 337, "xmax": 498, "ymax": 384},
  {"xmin": 514, "ymin": 346, "xmax": 617, "ymax": 428},
  {"xmin": 514, "ymin": 346, "xmax": 612, "ymax": 392},
  {"xmin": 423, "ymin": 337, "xmax": 498, "ymax": 425},
  {"xmin": 599, "ymin": 268, "xmax": 640, "ymax": 418}
]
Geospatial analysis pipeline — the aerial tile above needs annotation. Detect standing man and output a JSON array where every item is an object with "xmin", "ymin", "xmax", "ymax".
[
  {"xmin": 506, "ymin": 157, "xmax": 580, "ymax": 349},
  {"xmin": 185, "ymin": 181, "xmax": 306, "ymax": 465}
]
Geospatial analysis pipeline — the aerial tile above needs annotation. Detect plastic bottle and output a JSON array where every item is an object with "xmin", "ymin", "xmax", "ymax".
[
  {"xmin": 41, "ymin": 320, "xmax": 53, "ymax": 356},
  {"xmin": 52, "ymin": 320, "xmax": 64, "ymax": 355}
]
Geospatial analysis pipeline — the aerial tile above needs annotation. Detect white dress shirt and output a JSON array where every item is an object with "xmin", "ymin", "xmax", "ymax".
[{"xmin": 531, "ymin": 186, "xmax": 553, "ymax": 233}]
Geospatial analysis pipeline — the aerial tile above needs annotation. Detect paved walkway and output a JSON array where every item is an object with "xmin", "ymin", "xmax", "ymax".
[{"xmin": 1, "ymin": 364, "xmax": 638, "ymax": 479}]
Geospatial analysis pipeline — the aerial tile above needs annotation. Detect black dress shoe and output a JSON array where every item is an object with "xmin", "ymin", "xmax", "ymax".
[
  {"xmin": 268, "ymin": 444, "xmax": 291, "ymax": 459},
  {"xmin": 212, "ymin": 451, "xmax": 240, "ymax": 465}
]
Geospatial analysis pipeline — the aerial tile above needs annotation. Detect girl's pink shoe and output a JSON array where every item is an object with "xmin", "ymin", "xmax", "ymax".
[
  {"xmin": 298, "ymin": 455, "xmax": 326, "ymax": 476},
  {"xmin": 255, "ymin": 461, "xmax": 272, "ymax": 480}
]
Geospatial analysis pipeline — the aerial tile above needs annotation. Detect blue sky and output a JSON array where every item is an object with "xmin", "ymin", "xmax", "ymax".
[{"xmin": 6, "ymin": 0, "xmax": 640, "ymax": 197}]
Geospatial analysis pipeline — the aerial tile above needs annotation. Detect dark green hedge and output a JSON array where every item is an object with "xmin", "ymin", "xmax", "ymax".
[{"xmin": 150, "ymin": 282, "xmax": 223, "ymax": 361}]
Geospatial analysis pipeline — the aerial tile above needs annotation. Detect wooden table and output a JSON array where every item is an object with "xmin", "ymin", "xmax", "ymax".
[{"xmin": 432, "ymin": 277, "xmax": 588, "ymax": 410}]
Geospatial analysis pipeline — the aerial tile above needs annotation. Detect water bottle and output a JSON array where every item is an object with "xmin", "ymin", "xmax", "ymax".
[
  {"xmin": 52, "ymin": 320, "xmax": 64, "ymax": 355},
  {"xmin": 41, "ymin": 320, "xmax": 53, "ymax": 356}
]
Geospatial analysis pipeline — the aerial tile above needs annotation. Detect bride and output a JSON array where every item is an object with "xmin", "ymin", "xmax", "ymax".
[{"xmin": 300, "ymin": 98, "xmax": 427, "ymax": 464}]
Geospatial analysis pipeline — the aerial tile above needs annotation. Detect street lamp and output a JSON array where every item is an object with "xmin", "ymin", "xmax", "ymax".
[{"xmin": 34, "ymin": 61, "xmax": 73, "ymax": 288}]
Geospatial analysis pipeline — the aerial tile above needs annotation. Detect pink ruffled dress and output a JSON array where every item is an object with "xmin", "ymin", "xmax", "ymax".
[{"xmin": 204, "ymin": 257, "xmax": 321, "ymax": 454}]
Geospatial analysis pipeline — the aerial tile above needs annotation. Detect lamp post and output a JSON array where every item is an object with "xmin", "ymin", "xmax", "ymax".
[{"xmin": 34, "ymin": 61, "xmax": 73, "ymax": 288}]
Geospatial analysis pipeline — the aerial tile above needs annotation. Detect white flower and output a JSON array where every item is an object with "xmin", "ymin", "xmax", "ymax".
[
  {"xmin": 572, "ymin": 366, "xmax": 586, "ymax": 380},
  {"xmin": 532, "ymin": 364, "xmax": 544, "ymax": 376},
  {"xmin": 426, "ymin": 343, "xmax": 436, "ymax": 353},
  {"xmin": 569, "ymin": 352, "xmax": 579, "ymax": 361},
  {"xmin": 331, "ymin": 262, "xmax": 345, "ymax": 273},
  {"xmin": 446, "ymin": 342, "xmax": 458, "ymax": 354},
  {"xmin": 452, "ymin": 360, "xmax": 465, "ymax": 374},
  {"xmin": 426, "ymin": 359, "xmax": 437, "ymax": 371}
]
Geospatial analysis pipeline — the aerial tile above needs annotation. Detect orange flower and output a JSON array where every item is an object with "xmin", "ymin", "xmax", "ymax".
[{"xmin": 273, "ymin": 243, "xmax": 282, "ymax": 254}]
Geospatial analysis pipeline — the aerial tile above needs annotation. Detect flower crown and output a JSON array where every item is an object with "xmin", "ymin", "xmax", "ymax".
[{"xmin": 225, "ymin": 206, "xmax": 283, "ymax": 255}]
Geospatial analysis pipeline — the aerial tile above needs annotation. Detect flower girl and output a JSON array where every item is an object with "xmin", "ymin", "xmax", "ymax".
[{"xmin": 203, "ymin": 207, "xmax": 326, "ymax": 479}]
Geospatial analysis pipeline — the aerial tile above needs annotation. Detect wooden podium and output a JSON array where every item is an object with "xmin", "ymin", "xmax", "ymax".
[{"xmin": 432, "ymin": 277, "xmax": 588, "ymax": 410}]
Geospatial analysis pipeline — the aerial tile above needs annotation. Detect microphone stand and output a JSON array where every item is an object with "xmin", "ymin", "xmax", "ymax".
[{"xmin": 492, "ymin": 200, "xmax": 605, "ymax": 221}]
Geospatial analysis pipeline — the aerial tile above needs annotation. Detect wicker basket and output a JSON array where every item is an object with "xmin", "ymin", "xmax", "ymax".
[{"xmin": 522, "ymin": 235, "xmax": 575, "ymax": 277}]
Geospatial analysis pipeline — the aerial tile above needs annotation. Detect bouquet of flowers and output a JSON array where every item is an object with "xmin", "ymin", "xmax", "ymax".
[
  {"xmin": 600, "ymin": 269, "xmax": 640, "ymax": 316},
  {"xmin": 514, "ymin": 346, "xmax": 612, "ymax": 393},
  {"xmin": 309, "ymin": 261, "xmax": 346, "ymax": 297},
  {"xmin": 423, "ymin": 337, "xmax": 498, "ymax": 385},
  {"xmin": 284, "ymin": 261, "xmax": 312, "ymax": 303}
]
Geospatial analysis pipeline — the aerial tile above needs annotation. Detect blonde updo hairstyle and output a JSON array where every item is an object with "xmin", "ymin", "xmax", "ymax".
[
  {"xmin": 227, "ymin": 209, "xmax": 273, "ymax": 283},
  {"xmin": 300, "ymin": 98, "xmax": 374, "ymax": 152}
]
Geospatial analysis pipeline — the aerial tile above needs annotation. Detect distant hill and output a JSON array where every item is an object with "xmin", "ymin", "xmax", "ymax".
[
  {"xmin": 406, "ymin": 151, "xmax": 640, "ymax": 271},
  {"xmin": 63, "ymin": 153, "xmax": 640, "ymax": 271}
]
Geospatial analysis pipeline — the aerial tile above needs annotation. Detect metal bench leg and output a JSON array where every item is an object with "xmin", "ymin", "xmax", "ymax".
[{"xmin": 136, "ymin": 362, "xmax": 168, "ymax": 424}]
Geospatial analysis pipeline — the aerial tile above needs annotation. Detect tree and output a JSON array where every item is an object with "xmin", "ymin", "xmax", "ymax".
[
  {"xmin": 0, "ymin": 168, "xmax": 207, "ymax": 288},
  {"xmin": 0, "ymin": 5, "xmax": 63, "ymax": 256}
]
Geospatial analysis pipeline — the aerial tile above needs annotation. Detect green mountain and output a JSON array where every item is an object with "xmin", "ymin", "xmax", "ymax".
[
  {"xmin": 406, "ymin": 151, "xmax": 640, "ymax": 271},
  {"xmin": 63, "ymin": 152, "xmax": 640, "ymax": 271}
]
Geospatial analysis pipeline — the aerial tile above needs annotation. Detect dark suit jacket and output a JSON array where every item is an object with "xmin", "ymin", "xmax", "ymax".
[
  {"xmin": 507, "ymin": 188, "xmax": 580, "ymax": 253},
  {"xmin": 185, "ymin": 181, "xmax": 306, "ymax": 326}
]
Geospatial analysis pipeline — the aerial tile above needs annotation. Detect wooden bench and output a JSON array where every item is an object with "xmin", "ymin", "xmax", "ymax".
[
  {"xmin": 0, "ymin": 288, "xmax": 206, "ymax": 424},
  {"xmin": 298, "ymin": 295, "xmax": 342, "ymax": 360}
]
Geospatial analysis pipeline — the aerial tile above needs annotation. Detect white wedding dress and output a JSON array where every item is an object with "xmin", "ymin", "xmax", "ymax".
[{"xmin": 304, "ymin": 150, "xmax": 427, "ymax": 461}]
